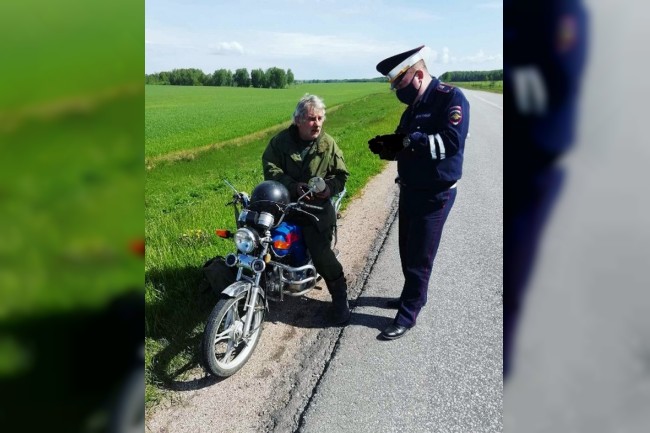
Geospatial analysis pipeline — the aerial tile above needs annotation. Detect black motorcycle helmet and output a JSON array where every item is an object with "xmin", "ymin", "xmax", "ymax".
[{"xmin": 249, "ymin": 180, "xmax": 290, "ymax": 219}]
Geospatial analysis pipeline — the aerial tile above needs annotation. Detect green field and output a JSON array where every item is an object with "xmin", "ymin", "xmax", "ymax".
[
  {"xmin": 145, "ymin": 83, "xmax": 404, "ymax": 405},
  {"xmin": 450, "ymin": 80, "xmax": 503, "ymax": 94},
  {"xmin": 1, "ymin": 0, "xmax": 142, "ymax": 111},
  {"xmin": 145, "ymin": 83, "xmax": 389, "ymax": 159}
]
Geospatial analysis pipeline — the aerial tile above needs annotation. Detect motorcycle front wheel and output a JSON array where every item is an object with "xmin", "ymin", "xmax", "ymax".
[{"xmin": 202, "ymin": 291, "xmax": 265, "ymax": 377}]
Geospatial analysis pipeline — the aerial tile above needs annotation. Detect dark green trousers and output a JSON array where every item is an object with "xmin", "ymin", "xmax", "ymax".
[{"xmin": 302, "ymin": 223, "xmax": 343, "ymax": 282}]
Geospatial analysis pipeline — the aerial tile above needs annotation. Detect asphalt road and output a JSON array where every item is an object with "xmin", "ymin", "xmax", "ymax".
[{"xmin": 298, "ymin": 89, "xmax": 503, "ymax": 433}]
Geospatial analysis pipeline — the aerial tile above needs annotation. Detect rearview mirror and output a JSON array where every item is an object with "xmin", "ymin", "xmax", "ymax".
[{"xmin": 308, "ymin": 177, "xmax": 326, "ymax": 193}]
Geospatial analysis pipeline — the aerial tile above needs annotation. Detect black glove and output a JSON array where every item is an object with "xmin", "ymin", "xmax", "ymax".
[
  {"xmin": 313, "ymin": 183, "xmax": 331, "ymax": 200},
  {"xmin": 294, "ymin": 182, "xmax": 311, "ymax": 199},
  {"xmin": 378, "ymin": 148, "xmax": 399, "ymax": 161},
  {"xmin": 368, "ymin": 135, "xmax": 383, "ymax": 154},
  {"xmin": 368, "ymin": 133, "xmax": 406, "ymax": 155}
]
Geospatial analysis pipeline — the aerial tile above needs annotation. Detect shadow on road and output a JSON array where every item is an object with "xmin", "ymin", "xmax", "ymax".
[
  {"xmin": 349, "ymin": 310, "xmax": 392, "ymax": 332},
  {"xmin": 147, "ymin": 267, "xmax": 366, "ymax": 390},
  {"xmin": 266, "ymin": 295, "xmax": 335, "ymax": 329},
  {"xmin": 267, "ymin": 294, "xmax": 398, "ymax": 333},
  {"xmin": 353, "ymin": 295, "xmax": 398, "ymax": 309}
]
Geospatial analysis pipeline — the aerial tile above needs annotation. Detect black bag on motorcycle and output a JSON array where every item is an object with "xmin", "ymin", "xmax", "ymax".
[{"xmin": 200, "ymin": 256, "xmax": 237, "ymax": 295}]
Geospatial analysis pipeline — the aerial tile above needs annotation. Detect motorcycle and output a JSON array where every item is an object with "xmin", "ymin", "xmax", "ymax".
[{"xmin": 201, "ymin": 177, "xmax": 345, "ymax": 377}]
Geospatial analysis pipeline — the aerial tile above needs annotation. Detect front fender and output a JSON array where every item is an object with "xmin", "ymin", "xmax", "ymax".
[
  {"xmin": 221, "ymin": 281, "xmax": 266, "ymax": 301},
  {"xmin": 221, "ymin": 281, "xmax": 252, "ymax": 298}
]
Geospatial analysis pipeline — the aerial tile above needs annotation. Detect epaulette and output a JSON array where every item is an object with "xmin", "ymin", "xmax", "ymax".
[{"xmin": 435, "ymin": 82, "xmax": 455, "ymax": 93}]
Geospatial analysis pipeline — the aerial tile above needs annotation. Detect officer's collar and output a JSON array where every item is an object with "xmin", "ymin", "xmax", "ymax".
[{"xmin": 414, "ymin": 76, "xmax": 439, "ymax": 108}]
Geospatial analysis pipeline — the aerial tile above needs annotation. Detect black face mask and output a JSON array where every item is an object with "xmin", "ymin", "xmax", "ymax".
[{"xmin": 395, "ymin": 75, "xmax": 420, "ymax": 105}]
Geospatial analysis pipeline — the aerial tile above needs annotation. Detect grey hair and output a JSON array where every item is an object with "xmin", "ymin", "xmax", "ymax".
[{"xmin": 292, "ymin": 94, "xmax": 326, "ymax": 124}]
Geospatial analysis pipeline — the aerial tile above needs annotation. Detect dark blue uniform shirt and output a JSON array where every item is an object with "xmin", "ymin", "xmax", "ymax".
[
  {"xmin": 395, "ymin": 78, "xmax": 470, "ymax": 190},
  {"xmin": 505, "ymin": 0, "xmax": 588, "ymax": 164}
]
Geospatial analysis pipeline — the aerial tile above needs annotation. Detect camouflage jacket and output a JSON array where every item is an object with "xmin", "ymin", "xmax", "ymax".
[{"xmin": 262, "ymin": 125, "xmax": 349, "ymax": 229}]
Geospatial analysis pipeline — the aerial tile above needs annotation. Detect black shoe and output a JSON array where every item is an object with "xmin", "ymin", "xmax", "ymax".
[
  {"xmin": 380, "ymin": 323, "xmax": 410, "ymax": 340},
  {"xmin": 385, "ymin": 297, "xmax": 401, "ymax": 309}
]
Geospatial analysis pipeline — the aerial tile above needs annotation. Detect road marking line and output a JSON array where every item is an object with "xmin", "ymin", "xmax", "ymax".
[{"xmin": 472, "ymin": 94, "xmax": 503, "ymax": 110}]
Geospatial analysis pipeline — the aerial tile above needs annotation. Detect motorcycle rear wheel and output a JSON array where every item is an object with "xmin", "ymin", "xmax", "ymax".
[{"xmin": 202, "ymin": 292, "xmax": 265, "ymax": 377}]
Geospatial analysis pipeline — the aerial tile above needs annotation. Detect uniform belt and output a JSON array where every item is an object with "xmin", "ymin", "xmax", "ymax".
[{"xmin": 395, "ymin": 178, "xmax": 457, "ymax": 190}]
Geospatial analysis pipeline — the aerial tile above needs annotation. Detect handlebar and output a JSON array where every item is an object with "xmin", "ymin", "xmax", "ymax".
[
  {"xmin": 222, "ymin": 178, "xmax": 343, "ymax": 227},
  {"xmin": 277, "ymin": 202, "xmax": 320, "ymax": 225},
  {"xmin": 297, "ymin": 202, "xmax": 323, "ymax": 212}
]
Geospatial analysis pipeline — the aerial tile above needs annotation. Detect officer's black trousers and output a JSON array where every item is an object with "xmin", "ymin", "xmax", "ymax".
[
  {"xmin": 503, "ymin": 166, "xmax": 564, "ymax": 377},
  {"xmin": 395, "ymin": 187, "xmax": 457, "ymax": 328}
]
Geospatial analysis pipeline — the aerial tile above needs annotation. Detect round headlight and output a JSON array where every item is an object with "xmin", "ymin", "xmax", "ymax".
[{"xmin": 234, "ymin": 228, "xmax": 258, "ymax": 253}]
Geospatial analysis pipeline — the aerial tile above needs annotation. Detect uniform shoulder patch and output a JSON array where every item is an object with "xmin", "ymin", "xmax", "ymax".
[
  {"xmin": 436, "ymin": 82, "xmax": 454, "ymax": 93},
  {"xmin": 449, "ymin": 105, "xmax": 463, "ymax": 126}
]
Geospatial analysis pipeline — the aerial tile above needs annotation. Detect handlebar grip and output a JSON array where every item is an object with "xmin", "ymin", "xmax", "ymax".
[{"xmin": 300, "ymin": 202, "xmax": 323, "ymax": 211}]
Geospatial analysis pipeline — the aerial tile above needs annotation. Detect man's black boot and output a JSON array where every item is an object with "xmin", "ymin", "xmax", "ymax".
[{"xmin": 325, "ymin": 275, "xmax": 351, "ymax": 325}]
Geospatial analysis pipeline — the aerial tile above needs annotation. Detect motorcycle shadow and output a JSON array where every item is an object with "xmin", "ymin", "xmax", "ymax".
[
  {"xmin": 146, "ymin": 264, "xmax": 225, "ymax": 391},
  {"xmin": 267, "ymin": 294, "xmax": 396, "ymax": 332},
  {"xmin": 265, "ymin": 294, "xmax": 333, "ymax": 329}
]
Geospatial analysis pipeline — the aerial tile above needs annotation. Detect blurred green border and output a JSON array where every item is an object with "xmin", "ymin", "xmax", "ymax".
[{"xmin": 0, "ymin": 2, "xmax": 144, "ymax": 318}]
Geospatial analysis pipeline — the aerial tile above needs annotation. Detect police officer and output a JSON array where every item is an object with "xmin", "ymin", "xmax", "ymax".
[
  {"xmin": 262, "ymin": 94, "xmax": 351, "ymax": 324},
  {"xmin": 369, "ymin": 45, "xmax": 470, "ymax": 339},
  {"xmin": 503, "ymin": 0, "xmax": 588, "ymax": 377}
]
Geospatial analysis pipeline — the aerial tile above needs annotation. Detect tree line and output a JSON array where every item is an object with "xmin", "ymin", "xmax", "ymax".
[
  {"xmin": 145, "ymin": 67, "xmax": 295, "ymax": 88},
  {"xmin": 145, "ymin": 67, "xmax": 503, "ymax": 88},
  {"xmin": 299, "ymin": 77, "xmax": 386, "ymax": 83},
  {"xmin": 439, "ymin": 69, "xmax": 503, "ymax": 82}
]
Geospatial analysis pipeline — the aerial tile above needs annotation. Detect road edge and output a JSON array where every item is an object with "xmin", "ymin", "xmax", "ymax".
[{"xmin": 263, "ymin": 183, "xmax": 400, "ymax": 433}]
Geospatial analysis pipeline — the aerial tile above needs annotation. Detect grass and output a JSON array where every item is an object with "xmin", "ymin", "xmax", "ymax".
[
  {"xmin": 450, "ymin": 80, "xmax": 503, "ymax": 94},
  {"xmin": 0, "ymin": 0, "xmax": 142, "ymax": 111},
  {"xmin": 144, "ymin": 88, "xmax": 403, "ymax": 406},
  {"xmin": 145, "ymin": 83, "xmax": 388, "ymax": 158}
]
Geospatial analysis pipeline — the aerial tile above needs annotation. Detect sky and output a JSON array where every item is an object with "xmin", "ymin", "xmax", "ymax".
[{"xmin": 145, "ymin": 0, "xmax": 503, "ymax": 80}]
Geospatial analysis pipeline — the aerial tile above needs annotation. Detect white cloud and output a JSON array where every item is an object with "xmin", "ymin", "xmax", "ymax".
[
  {"xmin": 251, "ymin": 32, "xmax": 400, "ymax": 60},
  {"xmin": 427, "ymin": 47, "xmax": 502, "ymax": 66},
  {"xmin": 460, "ymin": 49, "xmax": 503, "ymax": 63},
  {"xmin": 211, "ymin": 41, "xmax": 245, "ymax": 56}
]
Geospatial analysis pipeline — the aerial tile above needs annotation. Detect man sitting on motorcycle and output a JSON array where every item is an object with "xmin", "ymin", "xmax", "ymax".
[{"xmin": 262, "ymin": 94, "xmax": 351, "ymax": 325}]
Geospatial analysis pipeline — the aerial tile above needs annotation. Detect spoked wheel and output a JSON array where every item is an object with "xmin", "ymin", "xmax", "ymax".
[{"xmin": 202, "ymin": 292, "xmax": 265, "ymax": 377}]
